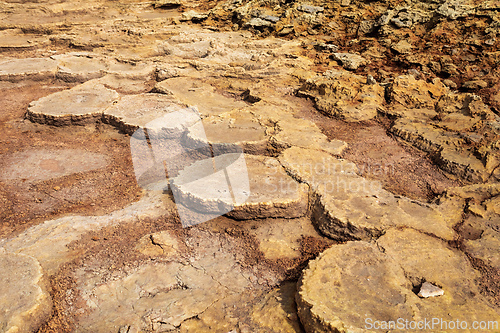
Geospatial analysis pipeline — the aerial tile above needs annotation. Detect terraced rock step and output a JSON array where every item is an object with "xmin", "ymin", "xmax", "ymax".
[{"xmin": 279, "ymin": 147, "xmax": 460, "ymax": 241}]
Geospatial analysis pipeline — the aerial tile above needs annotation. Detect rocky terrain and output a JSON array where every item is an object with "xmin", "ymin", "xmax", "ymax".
[{"xmin": 0, "ymin": 0, "xmax": 499, "ymax": 332}]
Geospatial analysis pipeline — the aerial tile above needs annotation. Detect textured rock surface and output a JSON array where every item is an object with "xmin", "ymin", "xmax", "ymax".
[
  {"xmin": 0, "ymin": 149, "xmax": 108, "ymax": 183},
  {"xmin": 297, "ymin": 229, "xmax": 500, "ymax": 332},
  {"xmin": 0, "ymin": 252, "xmax": 52, "ymax": 333},
  {"xmin": 299, "ymin": 70, "xmax": 385, "ymax": 121},
  {"xmin": 0, "ymin": 191, "xmax": 170, "ymax": 274},
  {"xmin": 279, "ymin": 147, "xmax": 459, "ymax": 241}
]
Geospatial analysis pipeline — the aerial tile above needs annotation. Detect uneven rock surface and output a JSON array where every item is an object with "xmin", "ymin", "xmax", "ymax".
[
  {"xmin": 279, "ymin": 146, "xmax": 460, "ymax": 241},
  {"xmin": 297, "ymin": 229, "xmax": 500, "ymax": 333},
  {"xmin": 0, "ymin": 252, "xmax": 52, "ymax": 333},
  {"xmin": 0, "ymin": 0, "xmax": 499, "ymax": 331}
]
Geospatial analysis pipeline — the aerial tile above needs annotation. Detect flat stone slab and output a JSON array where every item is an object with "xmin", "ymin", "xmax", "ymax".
[
  {"xmin": 297, "ymin": 229, "xmax": 499, "ymax": 333},
  {"xmin": 185, "ymin": 110, "xmax": 268, "ymax": 155},
  {"xmin": 26, "ymin": 80, "xmax": 120, "ymax": 125},
  {"xmin": 0, "ymin": 58, "xmax": 58, "ymax": 82},
  {"xmin": 171, "ymin": 154, "xmax": 308, "ymax": 221},
  {"xmin": 247, "ymin": 102, "xmax": 347, "ymax": 155},
  {"xmin": 0, "ymin": 252, "xmax": 52, "ymax": 333},
  {"xmin": 0, "ymin": 148, "xmax": 108, "ymax": 183},
  {"xmin": 279, "ymin": 147, "xmax": 458, "ymax": 240},
  {"xmin": 247, "ymin": 217, "xmax": 322, "ymax": 260},
  {"xmin": 155, "ymin": 77, "xmax": 248, "ymax": 116},
  {"xmin": 78, "ymin": 261, "xmax": 232, "ymax": 332},
  {"xmin": 104, "ymin": 93, "xmax": 189, "ymax": 134}
]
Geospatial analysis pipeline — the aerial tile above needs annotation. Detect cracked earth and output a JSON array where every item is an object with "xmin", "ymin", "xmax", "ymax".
[{"xmin": 0, "ymin": 0, "xmax": 499, "ymax": 332}]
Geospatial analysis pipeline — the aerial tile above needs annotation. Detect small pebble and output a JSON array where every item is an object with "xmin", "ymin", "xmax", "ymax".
[
  {"xmin": 418, "ymin": 282, "xmax": 444, "ymax": 298},
  {"xmin": 366, "ymin": 75, "xmax": 376, "ymax": 85}
]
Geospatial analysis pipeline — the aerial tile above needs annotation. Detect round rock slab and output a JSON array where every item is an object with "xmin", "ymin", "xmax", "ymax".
[
  {"xmin": 297, "ymin": 229, "xmax": 500, "ymax": 333},
  {"xmin": 0, "ymin": 252, "xmax": 52, "ymax": 333},
  {"xmin": 171, "ymin": 154, "xmax": 308, "ymax": 221},
  {"xmin": 26, "ymin": 80, "xmax": 119, "ymax": 126},
  {"xmin": 296, "ymin": 241, "xmax": 414, "ymax": 333}
]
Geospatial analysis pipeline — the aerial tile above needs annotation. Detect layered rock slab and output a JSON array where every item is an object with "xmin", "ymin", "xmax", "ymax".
[
  {"xmin": 297, "ymin": 229, "xmax": 499, "ymax": 333},
  {"xmin": 171, "ymin": 154, "xmax": 309, "ymax": 220},
  {"xmin": 26, "ymin": 80, "xmax": 120, "ymax": 126},
  {"xmin": 386, "ymin": 77, "xmax": 499, "ymax": 182},
  {"xmin": 0, "ymin": 252, "xmax": 52, "ymax": 333},
  {"xmin": 53, "ymin": 53, "xmax": 108, "ymax": 83},
  {"xmin": 104, "ymin": 93, "xmax": 189, "ymax": 134},
  {"xmin": 279, "ymin": 147, "xmax": 459, "ymax": 241},
  {"xmin": 26, "ymin": 82, "xmax": 192, "ymax": 134}
]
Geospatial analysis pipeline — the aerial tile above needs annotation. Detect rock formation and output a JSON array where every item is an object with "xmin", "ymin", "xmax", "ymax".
[{"xmin": 0, "ymin": 0, "xmax": 498, "ymax": 331}]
